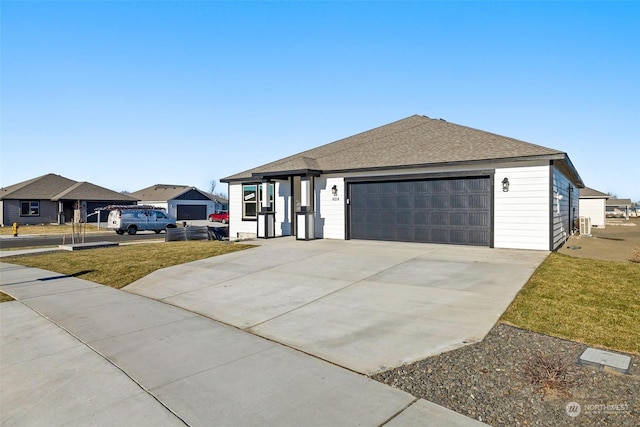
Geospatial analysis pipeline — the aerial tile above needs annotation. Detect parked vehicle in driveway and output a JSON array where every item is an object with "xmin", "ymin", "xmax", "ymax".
[
  {"xmin": 107, "ymin": 207, "xmax": 177, "ymax": 235},
  {"xmin": 208, "ymin": 210, "xmax": 229, "ymax": 224}
]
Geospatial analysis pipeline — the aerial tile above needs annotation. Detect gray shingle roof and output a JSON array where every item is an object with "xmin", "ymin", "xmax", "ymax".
[
  {"xmin": 607, "ymin": 198, "xmax": 632, "ymax": 206},
  {"xmin": 130, "ymin": 184, "xmax": 227, "ymax": 203},
  {"xmin": 130, "ymin": 184, "xmax": 192, "ymax": 201},
  {"xmin": 52, "ymin": 182, "xmax": 138, "ymax": 202},
  {"xmin": 579, "ymin": 187, "xmax": 610, "ymax": 199},
  {"xmin": 223, "ymin": 115, "xmax": 572, "ymax": 181},
  {"xmin": 1, "ymin": 174, "xmax": 76, "ymax": 199},
  {"xmin": 0, "ymin": 173, "xmax": 136, "ymax": 202}
]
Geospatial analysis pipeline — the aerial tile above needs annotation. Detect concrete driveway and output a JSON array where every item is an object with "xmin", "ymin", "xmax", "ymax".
[{"xmin": 125, "ymin": 238, "xmax": 548, "ymax": 374}]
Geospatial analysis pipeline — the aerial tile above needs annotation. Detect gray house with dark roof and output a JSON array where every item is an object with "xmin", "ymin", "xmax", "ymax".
[
  {"xmin": 222, "ymin": 115, "xmax": 584, "ymax": 250},
  {"xmin": 578, "ymin": 187, "xmax": 609, "ymax": 227},
  {"xmin": 130, "ymin": 184, "xmax": 228, "ymax": 221},
  {"xmin": 0, "ymin": 173, "xmax": 137, "ymax": 226}
]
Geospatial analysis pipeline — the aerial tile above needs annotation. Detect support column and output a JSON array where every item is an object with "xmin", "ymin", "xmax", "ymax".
[
  {"xmin": 300, "ymin": 176, "xmax": 311, "ymax": 208},
  {"xmin": 58, "ymin": 201, "xmax": 64, "ymax": 224},
  {"xmin": 261, "ymin": 180, "xmax": 271, "ymax": 211},
  {"xmin": 296, "ymin": 176, "xmax": 315, "ymax": 240},
  {"xmin": 257, "ymin": 180, "xmax": 275, "ymax": 238}
]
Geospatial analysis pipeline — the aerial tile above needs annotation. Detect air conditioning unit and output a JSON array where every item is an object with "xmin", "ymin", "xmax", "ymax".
[{"xmin": 579, "ymin": 216, "xmax": 592, "ymax": 236}]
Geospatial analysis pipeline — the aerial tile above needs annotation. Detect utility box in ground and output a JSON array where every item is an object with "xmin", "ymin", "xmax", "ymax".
[{"xmin": 296, "ymin": 208, "xmax": 315, "ymax": 240}]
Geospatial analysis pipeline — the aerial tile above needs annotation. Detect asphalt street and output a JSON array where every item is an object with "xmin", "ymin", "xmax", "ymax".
[
  {"xmin": 0, "ymin": 231, "xmax": 163, "ymax": 249},
  {"xmin": 0, "ymin": 220, "xmax": 227, "ymax": 249}
]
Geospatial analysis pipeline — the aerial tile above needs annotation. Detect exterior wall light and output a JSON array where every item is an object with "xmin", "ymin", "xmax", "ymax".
[
  {"xmin": 331, "ymin": 185, "xmax": 338, "ymax": 196},
  {"xmin": 502, "ymin": 178, "xmax": 510, "ymax": 192}
]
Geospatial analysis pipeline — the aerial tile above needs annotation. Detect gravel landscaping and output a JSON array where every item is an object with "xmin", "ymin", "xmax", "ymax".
[{"xmin": 373, "ymin": 323, "xmax": 639, "ymax": 426}]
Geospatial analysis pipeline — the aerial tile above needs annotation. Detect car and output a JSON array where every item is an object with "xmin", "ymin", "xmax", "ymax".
[
  {"xmin": 208, "ymin": 210, "xmax": 229, "ymax": 224},
  {"xmin": 107, "ymin": 207, "xmax": 177, "ymax": 235}
]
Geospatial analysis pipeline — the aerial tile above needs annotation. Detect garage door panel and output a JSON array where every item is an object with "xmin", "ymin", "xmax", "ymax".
[
  {"xmin": 450, "ymin": 212, "xmax": 467, "ymax": 226},
  {"xmin": 397, "ymin": 211, "xmax": 412, "ymax": 225},
  {"xmin": 349, "ymin": 177, "xmax": 491, "ymax": 246},
  {"xmin": 176, "ymin": 205, "xmax": 207, "ymax": 220},
  {"xmin": 431, "ymin": 195, "xmax": 449, "ymax": 208},
  {"xmin": 366, "ymin": 197, "xmax": 382, "ymax": 209},
  {"xmin": 470, "ymin": 212, "xmax": 490, "ymax": 227},
  {"xmin": 364, "ymin": 211, "xmax": 379, "ymax": 224}
]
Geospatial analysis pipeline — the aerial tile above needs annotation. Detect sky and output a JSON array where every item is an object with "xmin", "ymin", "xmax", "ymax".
[{"xmin": 1, "ymin": 1, "xmax": 639, "ymax": 201}]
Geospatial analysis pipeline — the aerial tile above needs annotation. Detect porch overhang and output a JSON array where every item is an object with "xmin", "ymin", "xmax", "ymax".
[{"xmin": 251, "ymin": 169, "xmax": 322, "ymax": 181}]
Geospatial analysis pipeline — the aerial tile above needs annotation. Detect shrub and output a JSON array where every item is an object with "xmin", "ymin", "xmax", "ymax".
[{"xmin": 522, "ymin": 351, "xmax": 576, "ymax": 398}]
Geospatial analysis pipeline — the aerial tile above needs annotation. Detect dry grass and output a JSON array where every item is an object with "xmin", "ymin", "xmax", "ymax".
[
  {"xmin": 501, "ymin": 252, "xmax": 640, "ymax": 355},
  {"xmin": 3, "ymin": 241, "xmax": 254, "ymax": 289},
  {"xmin": 0, "ymin": 291, "xmax": 15, "ymax": 303},
  {"xmin": 0, "ymin": 223, "xmax": 101, "ymax": 236},
  {"xmin": 631, "ymin": 247, "xmax": 640, "ymax": 263}
]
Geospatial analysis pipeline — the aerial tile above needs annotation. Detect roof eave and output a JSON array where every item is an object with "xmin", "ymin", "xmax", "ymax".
[
  {"xmin": 170, "ymin": 187, "xmax": 217, "ymax": 201},
  {"xmin": 222, "ymin": 169, "xmax": 322, "ymax": 183},
  {"xmin": 252, "ymin": 169, "xmax": 322, "ymax": 180},
  {"xmin": 222, "ymin": 154, "xmax": 583, "ymax": 184}
]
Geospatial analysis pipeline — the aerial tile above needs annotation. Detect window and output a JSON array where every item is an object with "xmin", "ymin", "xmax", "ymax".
[
  {"xmin": 243, "ymin": 185, "xmax": 257, "ymax": 219},
  {"xmin": 20, "ymin": 201, "xmax": 40, "ymax": 216},
  {"xmin": 242, "ymin": 183, "xmax": 274, "ymax": 219}
]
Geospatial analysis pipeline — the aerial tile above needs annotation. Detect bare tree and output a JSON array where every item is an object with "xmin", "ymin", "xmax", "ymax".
[{"xmin": 210, "ymin": 180, "xmax": 217, "ymax": 194}]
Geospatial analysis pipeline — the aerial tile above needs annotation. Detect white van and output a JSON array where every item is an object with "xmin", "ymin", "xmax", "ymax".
[{"xmin": 107, "ymin": 208, "xmax": 177, "ymax": 235}]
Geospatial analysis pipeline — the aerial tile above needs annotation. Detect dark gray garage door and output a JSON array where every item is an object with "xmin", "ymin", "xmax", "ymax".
[
  {"xmin": 348, "ymin": 177, "xmax": 492, "ymax": 246},
  {"xmin": 176, "ymin": 205, "xmax": 207, "ymax": 220}
]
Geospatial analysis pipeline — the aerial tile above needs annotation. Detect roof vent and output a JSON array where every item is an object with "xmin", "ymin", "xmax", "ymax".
[{"xmin": 439, "ymin": 118, "xmax": 447, "ymax": 122}]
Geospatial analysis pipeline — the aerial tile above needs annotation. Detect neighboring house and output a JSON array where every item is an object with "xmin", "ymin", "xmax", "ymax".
[
  {"xmin": 606, "ymin": 198, "xmax": 632, "ymax": 219},
  {"xmin": 0, "ymin": 173, "xmax": 138, "ymax": 226},
  {"xmin": 130, "ymin": 184, "xmax": 228, "ymax": 221},
  {"xmin": 222, "ymin": 115, "xmax": 584, "ymax": 251},
  {"xmin": 578, "ymin": 187, "xmax": 609, "ymax": 228}
]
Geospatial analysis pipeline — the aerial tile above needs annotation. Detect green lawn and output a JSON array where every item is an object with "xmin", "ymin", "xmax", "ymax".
[
  {"xmin": 501, "ymin": 253, "xmax": 640, "ymax": 355},
  {"xmin": 2, "ymin": 241, "xmax": 254, "ymax": 289}
]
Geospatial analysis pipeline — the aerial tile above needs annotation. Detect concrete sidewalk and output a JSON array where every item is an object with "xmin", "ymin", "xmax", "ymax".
[{"xmin": 0, "ymin": 262, "xmax": 485, "ymax": 426}]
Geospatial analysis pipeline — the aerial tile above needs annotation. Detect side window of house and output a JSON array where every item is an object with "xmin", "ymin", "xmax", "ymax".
[
  {"xmin": 242, "ymin": 183, "xmax": 275, "ymax": 219},
  {"xmin": 243, "ymin": 185, "xmax": 257, "ymax": 219},
  {"xmin": 20, "ymin": 201, "xmax": 40, "ymax": 216}
]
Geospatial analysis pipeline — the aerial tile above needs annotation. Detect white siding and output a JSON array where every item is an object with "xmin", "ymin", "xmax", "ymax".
[
  {"xmin": 494, "ymin": 165, "xmax": 550, "ymax": 250},
  {"xmin": 579, "ymin": 198, "xmax": 606, "ymax": 227},
  {"xmin": 228, "ymin": 183, "xmax": 256, "ymax": 239},
  {"xmin": 229, "ymin": 180, "xmax": 293, "ymax": 239},
  {"xmin": 230, "ymin": 159, "xmax": 563, "ymax": 250},
  {"xmin": 314, "ymin": 175, "xmax": 345, "ymax": 239}
]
